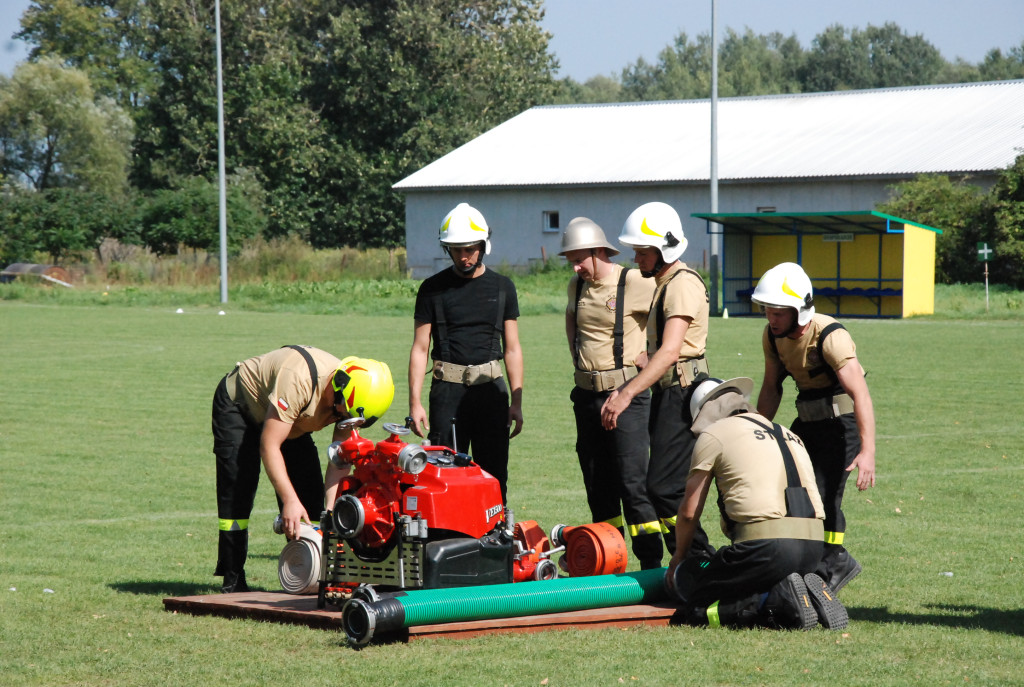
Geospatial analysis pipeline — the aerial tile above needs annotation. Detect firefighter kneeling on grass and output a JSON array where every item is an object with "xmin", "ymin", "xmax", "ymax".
[{"xmin": 665, "ymin": 377, "xmax": 849, "ymax": 630}]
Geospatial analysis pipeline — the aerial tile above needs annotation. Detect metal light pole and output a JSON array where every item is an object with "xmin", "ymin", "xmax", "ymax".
[
  {"xmin": 709, "ymin": 0, "xmax": 721, "ymax": 315},
  {"xmin": 215, "ymin": 0, "xmax": 229, "ymax": 303}
]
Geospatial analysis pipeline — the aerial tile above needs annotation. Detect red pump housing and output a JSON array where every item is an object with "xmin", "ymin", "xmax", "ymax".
[{"xmin": 331, "ymin": 423, "xmax": 504, "ymax": 552}]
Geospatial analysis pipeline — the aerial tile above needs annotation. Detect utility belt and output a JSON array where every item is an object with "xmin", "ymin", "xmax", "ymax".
[
  {"xmin": 656, "ymin": 356, "xmax": 710, "ymax": 390},
  {"xmin": 432, "ymin": 359, "xmax": 503, "ymax": 386},
  {"xmin": 795, "ymin": 393, "xmax": 854, "ymax": 422},
  {"xmin": 574, "ymin": 366, "xmax": 638, "ymax": 393},
  {"xmin": 732, "ymin": 517, "xmax": 824, "ymax": 544}
]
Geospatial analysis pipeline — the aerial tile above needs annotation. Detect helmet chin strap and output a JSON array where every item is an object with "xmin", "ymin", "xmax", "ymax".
[{"xmin": 640, "ymin": 256, "xmax": 667, "ymax": 279}]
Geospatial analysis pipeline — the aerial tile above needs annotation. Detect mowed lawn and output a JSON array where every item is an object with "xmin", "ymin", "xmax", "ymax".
[{"xmin": 1, "ymin": 302, "xmax": 1021, "ymax": 686}]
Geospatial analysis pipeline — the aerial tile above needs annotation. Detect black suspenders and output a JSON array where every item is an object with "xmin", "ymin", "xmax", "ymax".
[
  {"xmin": 737, "ymin": 415, "xmax": 817, "ymax": 518},
  {"xmin": 574, "ymin": 267, "xmax": 630, "ymax": 370},
  {"xmin": 283, "ymin": 345, "xmax": 319, "ymax": 413}
]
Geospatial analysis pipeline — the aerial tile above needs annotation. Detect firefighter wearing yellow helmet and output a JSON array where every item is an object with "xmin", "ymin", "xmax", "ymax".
[
  {"xmin": 212, "ymin": 346, "xmax": 394, "ymax": 592},
  {"xmin": 601, "ymin": 202, "xmax": 715, "ymax": 565},
  {"xmin": 560, "ymin": 217, "xmax": 662, "ymax": 568},
  {"xmin": 408, "ymin": 203, "xmax": 524, "ymax": 502},
  {"xmin": 751, "ymin": 262, "xmax": 876, "ymax": 594}
]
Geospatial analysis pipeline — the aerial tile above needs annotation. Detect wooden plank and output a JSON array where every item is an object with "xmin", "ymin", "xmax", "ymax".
[{"xmin": 163, "ymin": 592, "xmax": 681, "ymax": 642}]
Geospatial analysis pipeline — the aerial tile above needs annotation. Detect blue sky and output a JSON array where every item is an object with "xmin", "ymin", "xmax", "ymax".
[{"xmin": 3, "ymin": 0, "xmax": 1023, "ymax": 81}]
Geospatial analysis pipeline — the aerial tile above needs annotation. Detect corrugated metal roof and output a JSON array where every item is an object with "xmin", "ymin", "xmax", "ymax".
[{"xmin": 394, "ymin": 80, "xmax": 1024, "ymax": 190}]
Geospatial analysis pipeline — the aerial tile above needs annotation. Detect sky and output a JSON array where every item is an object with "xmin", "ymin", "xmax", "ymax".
[{"xmin": 1, "ymin": 0, "xmax": 1023, "ymax": 81}]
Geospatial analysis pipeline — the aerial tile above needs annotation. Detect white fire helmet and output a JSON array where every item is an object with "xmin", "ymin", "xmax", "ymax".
[
  {"xmin": 618, "ymin": 202, "xmax": 688, "ymax": 263},
  {"xmin": 439, "ymin": 203, "xmax": 491, "ymax": 255},
  {"xmin": 689, "ymin": 376, "xmax": 754, "ymax": 423},
  {"xmin": 750, "ymin": 262, "xmax": 815, "ymax": 326}
]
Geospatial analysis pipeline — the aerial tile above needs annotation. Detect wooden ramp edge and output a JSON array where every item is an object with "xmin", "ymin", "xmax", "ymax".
[{"xmin": 163, "ymin": 591, "xmax": 681, "ymax": 642}]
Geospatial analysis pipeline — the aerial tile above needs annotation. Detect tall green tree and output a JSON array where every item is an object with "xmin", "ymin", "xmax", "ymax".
[
  {"xmin": 801, "ymin": 22, "xmax": 945, "ymax": 91},
  {"xmin": 977, "ymin": 41, "xmax": 1024, "ymax": 81},
  {"xmin": 17, "ymin": 0, "xmax": 158, "ymax": 112},
  {"xmin": 294, "ymin": 0, "xmax": 558, "ymax": 247},
  {"xmin": 0, "ymin": 57, "xmax": 133, "ymax": 193}
]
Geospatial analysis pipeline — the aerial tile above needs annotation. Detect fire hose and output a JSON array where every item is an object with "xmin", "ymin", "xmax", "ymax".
[{"xmin": 341, "ymin": 567, "xmax": 668, "ymax": 645}]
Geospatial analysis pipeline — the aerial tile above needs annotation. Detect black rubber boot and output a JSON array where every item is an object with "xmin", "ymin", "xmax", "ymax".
[
  {"xmin": 216, "ymin": 529, "xmax": 250, "ymax": 593},
  {"xmin": 221, "ymin": 570, "xmax": 250, "ymax": 594},
  {"xmin": 803, "ymin": 573, "xmax": 849, "ymax": 630},
  {"xmin": 760, "ymin": 573, "xmax": 817, "ymax": 630},
  {"xmin": 818, "ymin": 545, "xmax": 862, "ymax": 593}
]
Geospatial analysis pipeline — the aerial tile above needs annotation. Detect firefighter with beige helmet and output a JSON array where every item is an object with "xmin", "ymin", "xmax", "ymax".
[
  {"xmin": 560, "ymin": 217, "xmax": 663, "ymax": 569},
  {"xmin": 408, "ymin": 203, "xmax": 524, "ymax": 503},
  {"xmin": 751, "ymin": 261, "xmax": 877, "ymax": 594},
  {"xmin": 601, "ymin": 201, "xmax": 715, "ymax": 562}
]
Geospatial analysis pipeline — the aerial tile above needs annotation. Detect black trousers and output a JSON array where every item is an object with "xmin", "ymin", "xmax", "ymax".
[
  {"xmin": 428, "ymin": 378, "xmax": 510, "ymax": 502},
  {"xmin": 648, "ymin": 383, "xmax": 714, "ymax": 557},
  {"xmin": 791, "ymin": 414, "xmax": 859, "ymax": 541},
  {"xmin": 211, "ymin": 375, "xmax": 324, "ymax": 577},
  {"xmin": 673, "ymin": 537, "xmax": 824, "ymax": 627},
  {"xmin": 571, "ymin": 386, "xmax": 663, "ymax": 567}
]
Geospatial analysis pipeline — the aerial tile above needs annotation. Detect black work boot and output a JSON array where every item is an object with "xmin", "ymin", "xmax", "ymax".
[
  {"xmin": 821, "ymin": 547, "xmax": 862, "ymax": 593},
  {"xmin": 803, "ymin": 573, "xmax": 849, "ymax": 630},
  {"xmin": 216, "ymin": 529, "xmax": 250, "ymax": 593},
  {"xmin": 221, "ymin": 570, "xmax": 250, "ymax": 594},
  {"xmin": 761, "ymin": 573, "xmax": 817, "ymax": 630}
]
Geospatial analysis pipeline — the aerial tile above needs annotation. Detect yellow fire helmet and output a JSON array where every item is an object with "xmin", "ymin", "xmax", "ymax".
[{"xmin": 332, "ymin": 357, "xmax": 395, "ymax": 428}]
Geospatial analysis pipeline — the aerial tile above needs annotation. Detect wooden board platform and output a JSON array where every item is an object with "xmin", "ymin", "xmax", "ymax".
[{"xmin": 163, "ymin": 591, "xmax": 682, "ymax": 642}]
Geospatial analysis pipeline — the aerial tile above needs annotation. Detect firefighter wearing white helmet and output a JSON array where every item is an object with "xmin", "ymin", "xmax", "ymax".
[
  {"xmin": 408, "ymin": 203, "xmax": 524, "ymax": 502},
  {"xmin": 560, "ymin": 217, "xmax": 662, "ymax": 568},
  {"xmin": 212, "ymin": 346, "xmax": 395, "ymax": 593},
  {"xmin": 752, "ymin": 262, "xmax": 877, "ymax": 594},
  {"xmin": 664, "ymin": 377, "xmax": 848, "ymax": 631},
  {"xmin": 601, "ymin": 202, "xmax": 714, "ymax": 565},
  {"xmin": 439, "ymin": 202, "xmax": 492, "ymax": 272}
]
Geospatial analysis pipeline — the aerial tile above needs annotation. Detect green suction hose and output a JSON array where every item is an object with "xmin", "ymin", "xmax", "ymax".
[{"xmin": 342, "ymin": 567, "xmax": 668, "ymax": 645}]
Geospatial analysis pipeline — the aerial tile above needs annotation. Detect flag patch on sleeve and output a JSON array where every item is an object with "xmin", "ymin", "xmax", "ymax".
[{"xmin": 277, "ymin": 397, "xmax": 289, "ymax": 411}]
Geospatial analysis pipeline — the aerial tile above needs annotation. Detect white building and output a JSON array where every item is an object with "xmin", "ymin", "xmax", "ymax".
[{"xmin": 394, "ymin": 80, "xmax": 1024, "ymax": 278}]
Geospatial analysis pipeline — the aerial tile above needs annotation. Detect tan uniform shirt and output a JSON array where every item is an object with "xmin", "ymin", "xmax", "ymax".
[
  {"xmin": 648, "ymin": 263, "xmax": 709, "ymax": 361},
  {"xmin": 568, "ymin": 264, "xmax": 655, "ymax": 371},
  {"xmin": 235, "ymin": 347, "xmax": 343, "ymax": 435},
  {"xmin": 761, "ymin": 314, "xmax": 857, "ymax": 392},
  {"xmin": 691, "ymin": 412, "xmax": 825, "ymax": 539}
]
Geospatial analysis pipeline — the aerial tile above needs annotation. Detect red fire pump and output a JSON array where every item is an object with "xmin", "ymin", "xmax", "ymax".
[{"xmin": 316, "ymin": 420, "xmax": 564, "ymax": 607}]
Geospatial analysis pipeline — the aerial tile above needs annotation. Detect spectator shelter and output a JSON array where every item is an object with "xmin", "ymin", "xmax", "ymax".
[{"xmin": 692, "ymin": 211, "xmax": 942, "ymax": 319}]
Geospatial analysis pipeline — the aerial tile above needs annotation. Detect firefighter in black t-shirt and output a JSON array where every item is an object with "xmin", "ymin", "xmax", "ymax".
[{"xmin": 408, "ymin": 203, "xmax": 524, "ymax": 502}]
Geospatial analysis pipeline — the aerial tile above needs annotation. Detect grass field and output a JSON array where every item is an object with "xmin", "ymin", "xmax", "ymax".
[{"xmin": 1, "ymin": 297, "xmax": 1022, "ymax": 686}]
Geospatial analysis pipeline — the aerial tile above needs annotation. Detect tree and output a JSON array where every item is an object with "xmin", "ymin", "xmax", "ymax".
[
  {"xmin": 978, "ymin": 41, "xmax": 1024, "ymax": 81},
  {"xmin": 17, "ymin": 0, "xmax": 158, "ymax": 112},
  {"xmin": 878, "ymin": 174, "xmax": 991, "ymax": 285},
  {"xmin": 989, "ymin": 154, "xmax": 1024, "ymax": 288},
  {"xmin": 801, "ymin": 22, "xmax": 945, "ymax": 92},
  {"xmin": 0, "ymin": 57, "xmax": 133, "ymax": 193},
  {"xmin": 296, "ymin": 0, "xmax": 558, "ymax": 247},
  {"xmin": 620, "ymin": 32, "xmax": 711, "ymax": 101},
  {"xmin": 551, "ymin": 75, "xmax": 623, "ymax": 105}
]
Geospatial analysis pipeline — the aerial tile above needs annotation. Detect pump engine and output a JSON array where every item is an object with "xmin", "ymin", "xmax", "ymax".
[{"xmin": 314, "ymin": 420, "xmax": 559, "ymax": 607}]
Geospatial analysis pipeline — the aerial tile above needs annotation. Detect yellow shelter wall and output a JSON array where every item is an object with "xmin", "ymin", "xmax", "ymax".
[{"xmin": 902, "ymin": 226, "xmax": 937, "ymax": 316}]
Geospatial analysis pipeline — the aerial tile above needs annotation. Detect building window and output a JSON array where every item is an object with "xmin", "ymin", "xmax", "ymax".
[
  {"xmin": 542, "ymin": 210, "xmax": 560, "ymax": 233},
  {"xmin": 757, "ymin": 206, "xmax": 777, "ymax": 213}
]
